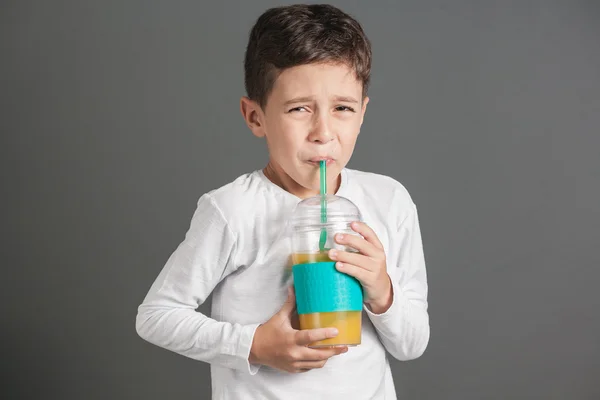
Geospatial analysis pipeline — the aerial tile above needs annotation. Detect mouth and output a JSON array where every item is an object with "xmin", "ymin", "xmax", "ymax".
[{"xmin": 307, "ymin": 157, "xmax": 335, "ymax": 166}]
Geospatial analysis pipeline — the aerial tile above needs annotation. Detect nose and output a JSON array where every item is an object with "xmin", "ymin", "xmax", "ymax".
[{"xmin": 308, "ymin": 114, "xmax": 334, "ymax": 144}]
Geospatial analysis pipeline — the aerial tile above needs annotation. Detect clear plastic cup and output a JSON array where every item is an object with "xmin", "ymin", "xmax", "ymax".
[{"xmin": 290, "ymin": 194, "xmax": 363, "ymax": 348}]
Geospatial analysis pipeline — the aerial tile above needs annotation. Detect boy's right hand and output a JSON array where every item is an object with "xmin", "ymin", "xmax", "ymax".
[{"xmin": 249, "ymin": 287, "xmax": 348, "ymax": 373}]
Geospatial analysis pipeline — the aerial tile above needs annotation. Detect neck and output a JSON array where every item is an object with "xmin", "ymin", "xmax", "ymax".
[{"xmin": 263, "ymin": 161, "xmax": 341, "ymax": 199}]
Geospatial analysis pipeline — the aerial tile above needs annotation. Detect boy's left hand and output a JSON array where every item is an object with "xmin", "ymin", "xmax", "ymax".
[{"xmin": 328, "ymin": 222, "xmax": 393, "ymax": 315}]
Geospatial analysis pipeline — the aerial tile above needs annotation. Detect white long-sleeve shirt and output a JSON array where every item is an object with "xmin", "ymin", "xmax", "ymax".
[{"xmin": 136, "ymin": 168, "xmax": 430, "ymax": 399}]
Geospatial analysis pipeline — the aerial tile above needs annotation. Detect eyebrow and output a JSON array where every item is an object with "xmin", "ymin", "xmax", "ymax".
[
  {"xmin": 333, "ymin": 96, "xmax": 359, "ymax": 104},
  {"xmin": 283, "ymin": 96, "xmax": 314, "ymax": 106},
  {"xmin": 283, "ymin": 95, "xmax": 360, "ymax": 106}
]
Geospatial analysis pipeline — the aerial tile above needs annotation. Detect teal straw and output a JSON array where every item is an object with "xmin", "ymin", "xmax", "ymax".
[{"xmin": 319, "ymin": 160, "xmax": 327, "ymax": 251}]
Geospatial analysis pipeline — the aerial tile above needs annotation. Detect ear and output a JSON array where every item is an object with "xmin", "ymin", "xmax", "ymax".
[
  {"xmin": 359, "ymin": 96, "xmax": 370, "ymax": 126},
  {"xmin": 240, "ymin": 96, "xmax": 266, "ymax": 138}
]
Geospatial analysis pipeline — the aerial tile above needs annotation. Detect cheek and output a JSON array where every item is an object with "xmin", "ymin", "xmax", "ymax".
[
  {"xmin": 267, "ymin": 121, "xmax": 303, "ymax": 158},
  {"xmin": 339, "ymin": 122, "xmax": 361, "ymax": 146},
  {"xmin": 335, "ymin": 122, "xmax": 360, "ymax": 161}
]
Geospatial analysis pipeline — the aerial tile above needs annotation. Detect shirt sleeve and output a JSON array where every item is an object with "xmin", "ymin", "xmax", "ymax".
[
  {"xmin": 135, "ymin": 193, "xmax": 261, "ymax": 374},
  {"xmin": 364, "ymin": 202, "xmax": 430, "ymax": 361}
]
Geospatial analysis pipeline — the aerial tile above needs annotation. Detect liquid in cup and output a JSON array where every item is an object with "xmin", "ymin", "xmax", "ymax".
[{"xmin": 292, "ymin": 251, "xmax": 362, "ymax": 348}]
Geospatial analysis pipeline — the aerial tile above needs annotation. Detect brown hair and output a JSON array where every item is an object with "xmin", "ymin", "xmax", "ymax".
[{"xmin": 244, "ymin": 4, "xmax": 372, "ymax": 108}]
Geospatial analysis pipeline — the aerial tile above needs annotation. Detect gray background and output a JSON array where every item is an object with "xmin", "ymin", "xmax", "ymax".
[{"xmin": 2, "ymin": 1, "xmax": 599, "ymax": 399}]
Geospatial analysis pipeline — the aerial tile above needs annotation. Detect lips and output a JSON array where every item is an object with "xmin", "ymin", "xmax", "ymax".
[{"xmin": 307, "ymin": 157, "xmax": 335, "ymax": 166}]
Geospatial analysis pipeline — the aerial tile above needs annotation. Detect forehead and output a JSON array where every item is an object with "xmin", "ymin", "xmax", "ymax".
[{"xmin": 270, "ymin": 63, "xmax": 362, "ymax": 100}]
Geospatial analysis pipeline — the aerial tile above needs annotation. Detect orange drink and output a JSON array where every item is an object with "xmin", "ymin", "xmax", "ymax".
[{"xmin": 292, "ymin": 251, "xmax": 362, "ymax": 347}]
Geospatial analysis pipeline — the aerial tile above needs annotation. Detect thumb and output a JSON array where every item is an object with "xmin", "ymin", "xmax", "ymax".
[{"xmin": 278, "ymin": 286, "xmax": 296, "ymax": 319}]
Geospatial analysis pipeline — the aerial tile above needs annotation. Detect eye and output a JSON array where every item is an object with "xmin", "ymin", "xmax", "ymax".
[
  {"xmin": 288, "ymin": 106, "xmax": 308, "ymax": 113},
  {"xmin": 335, "ymin": 105, "xmax": 356, "ymax": 112}
]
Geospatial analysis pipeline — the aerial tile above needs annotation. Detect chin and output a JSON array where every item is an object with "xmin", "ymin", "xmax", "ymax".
[
  {"xmin": 298, "ymin": 178, "xmax": 320, "ymax": 191},
  {"xmin": 296, "ymin": 177, "xmax": 321, "ymax": 193}
]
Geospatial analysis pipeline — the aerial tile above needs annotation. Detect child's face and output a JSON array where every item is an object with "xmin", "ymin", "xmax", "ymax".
[{"xmin": 243, "ymin": 63, "xmax": 369, "ymax": 196}]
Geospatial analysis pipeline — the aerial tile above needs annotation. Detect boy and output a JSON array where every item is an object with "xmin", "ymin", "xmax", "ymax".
[{"xmin": 136, "ymin": 4, "xmax": 429, "ymax": 399}]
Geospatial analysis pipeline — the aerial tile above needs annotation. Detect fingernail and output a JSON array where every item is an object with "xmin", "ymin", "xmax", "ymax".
[
  {"xmin": 329, "ymin": 249, "xmax": 337, "ymax": 258},
  {"xmin": 336, "ymin": 234, "xmax": 344, "ymax": 242},
  {"xmin": 329, "ymin": 328, "xmax": 339, "ymax": 336},
  {"xmin": 336, "ymin": 262, "xmax": 343, "ymax": 269}
]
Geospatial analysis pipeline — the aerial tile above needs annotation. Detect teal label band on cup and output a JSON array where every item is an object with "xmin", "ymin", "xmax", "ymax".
[{"xmin": 292, "ymin": 261, "xmax": 363, "ymax": 315}]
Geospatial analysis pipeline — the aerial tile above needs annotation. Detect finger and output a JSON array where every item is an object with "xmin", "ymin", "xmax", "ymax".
[
  {"xmin": 335, "ymin": 261, "xmax": 371, "ymax": 283},
  {"xmin": 333, "ymin": 233, "xmax": 379, "ymax": 257},
  {"xmin": 329, "ymin": 249, "xmax": 373, "ymax": 271},
  {"xmin": 301, "ymin": 345, "xmax": 348, "ymax": 361},
  {"xmin": 294, "ymin": 360, "xmax": 327, "ymax": 372},
  {"xmin": 295, "ymin": 327, "xmax": 339, "ymax": 346},
  {"xmin": 278, "ymin": 286, "xmax": 296, "ymax": 319},
  {"xmin": 351, "ymin": 222, "xmax": 384, "ymax": 250}
]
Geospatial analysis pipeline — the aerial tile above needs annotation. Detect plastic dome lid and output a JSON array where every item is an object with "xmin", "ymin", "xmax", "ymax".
[{"xmin": 290, "ymin": 194, "xmax": 361, "ymax": 228}]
